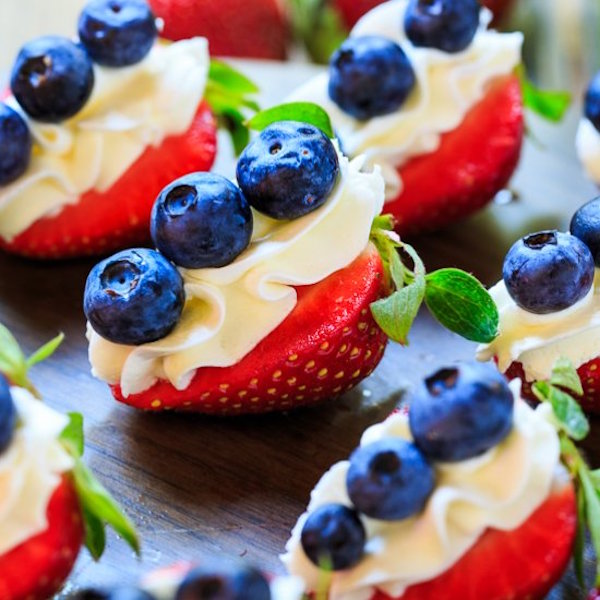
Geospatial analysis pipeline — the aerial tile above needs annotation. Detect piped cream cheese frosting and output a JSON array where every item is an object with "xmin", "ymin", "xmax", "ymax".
[
  {"xmin": 88, "ymin": 152, "xmax": 385, "ymax": 397},
  {"xmin": 0, "ymin": 387, "xmax": 74, "ymax": 555},
  {"xmin": 0, "ymin": 37, "xmax": 209, "ymax": 242},
  {"xmin": 287, "ymin": 0, "xmax": 522, "ymax": 200},
  {"xmin": 576, "ymin": 119, "xmax": 600, "ymax": 184},
  {"xmin": 282, "ymin": 384, "xmax": 561, "ymax": 600},
  {"xmin": 477, "ymin": 272, "xmax": 600, "ymax": 381}
]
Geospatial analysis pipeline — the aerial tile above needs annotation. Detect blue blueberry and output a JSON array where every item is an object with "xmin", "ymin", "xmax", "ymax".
[
  {"xmin": 503, "ymin": 230, "xmax": 595, "ymax": 314},
  {"xmin": 404, "ymin": 0, "xmax": 480, "ymax": 54},
  {"xmin": 409, "ymin": 362, "xmax": 514, "ymax": 462},
  {"xmin": 300, "ymin": 504, "xmax": 365, "ymax": 570},
  {"xmin": 11, "ymin": 36, "xmax": 94, "ymax": 123},
  {"xmin": 151, "ymin": 173, "xmax": 253, "ymax": 269},
  {"xmin": 346, "ymin": 438, "xmax": 434, "ymax": 520},
  {"xmin": 0, "ymin": 103, "xmax": 32, "ymax": 185},
  {"xmin": 584, "ymin": 71, "xmax": 600, "ymax": 133},
  {"xmin": 78, "ymin": 0, "xmax": 158, "ymax": 67},
  {"xmin": 175, "ymin": 565, "xmax": 271, "ymax": 600},
  {"xmin": 570, "ymin": 197, "xmax": 600, "ymax": 266},
  {"xmin": 84, "ymin": 248, "xmax": 184, "ymax": 345},
  {"xmin": 237, "ymin": 122, "xmax": 340, "ymax": 220},
  {"xmin": 328, "ymin": 36, "xmax": 416, "ymax": 121},
  {"xmin": 0, "ymin": 375, "xmax": 16, "ymax": 454}
]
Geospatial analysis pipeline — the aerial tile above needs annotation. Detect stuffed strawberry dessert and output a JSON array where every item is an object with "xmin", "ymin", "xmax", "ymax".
[
  {"xmin": 84, "ymin": 112, "xmax": 499, "ymax": 415},
  {"xmin": 0, "ymin": 325, "xmax": 138, "ymax": 600},
  {"xmin": 287, "ymin": 0, "xmax": 524, "ymax": 235},
  {"xmin": 478, "ymin": 198, "xmax": 600, "ymax": 412},
  {"xmin": 577, "ymin": 71, "xmax": 600, "ymax": 185},
  {"xmin": 0, "ymin": 0, "xmax": 231, "ymax": 259},
  {"xmin": 283, "ymin": 360, "xmax": 600, "ymax": 599}
]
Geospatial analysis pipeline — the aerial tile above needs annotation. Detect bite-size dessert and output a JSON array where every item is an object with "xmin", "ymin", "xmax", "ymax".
[
  {"xmin": 577, "ymin": 71, "xmax": 600, "ymax": 185},
  {"xmin": 287, "ymin": 0, "xmax": 524, "ymax": 235},
  {"xmin": 84, "ymin": 114, "xmax": 499, "ymax": 415},
  {"xmin": 0, "ymin": 0, "xmax": 250, "ymax": 259},
  {"xmin": 0, "ymin": 325, "xmax": 138, "ymax": 600},
  {"xmin": 283, "ymin": 360, "xmax": 597, "ymax": 599},
  {"xmin": 477, "ymin": 197, "xmax": 600, "ymax": 411}
]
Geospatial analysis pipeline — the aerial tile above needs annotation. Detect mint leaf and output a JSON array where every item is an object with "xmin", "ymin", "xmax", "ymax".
[
  {"xmin": 580, "ymin": 464, "xmax": 600, "ymax": 586},
  {"xmin": 219, "ymin": 107, "xmax": 250, "ymax": 156},
  {"xmin": 208, "ymin": 60, "xmax": 259, "ymax": 95},
  {"xmin": 60, "ymin": 412, "xmax": 84, "ymax": 457},
  {"xmin": 26, "ymin": 333, "xmax": 64, "ymax": 368},
  {"xmin": 247, "ymin": 102, "xmax": 335, "ymax": 138},
  {"xmin": 371, "ymin": 215, "xmax": 395, "ymax": 232},
  {"xmin": 81, "ymin": 506, "xmax": 106, "ymax": 561},
  {"xmin": 517, "ymin": 65, "xmax": 571, "ymax": 123},
  {"xmin": 550, "ymin": 356, "xmax": 584, "ymax": 396},
  {"xmin": 574, "ymin": 486, "xmax": 587, "ymax": 587},
  {"xmin": 532, "ymin": 380, "xmax": 589, "ymax": 441},
  {"xmin": 0, "ymin": 323, "xmax": 28, "ymax": 389},
  {"xmin": 424, "ymin": 269, "xmax": 499, "ymax": 343}
]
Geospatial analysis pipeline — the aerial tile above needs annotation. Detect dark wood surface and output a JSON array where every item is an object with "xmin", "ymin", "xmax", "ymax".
[{"xmin": 0, "ymin": 62, "xmax": 599, "ymax": 598}]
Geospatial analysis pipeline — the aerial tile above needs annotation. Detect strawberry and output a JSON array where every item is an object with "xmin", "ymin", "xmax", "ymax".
[
  {"xmin": 0, "ymin": 102, "xmax": 217, "ymax": 260},
  {"xmin": 148, "ymin": 0, "xmax": 289, "ymax": 60},
  {"xmin": 388, "ymin": 74, "xmax": 523, "ymax": 236},
  {"xmin": 333, "ymin": 0, "xmax": 385, "ymax": 28},
  {"xmin": 111, "ymin": 244, "xmax": 389, "ymax": 415},
  {"xmin": 372, "ymin": 482, "xmax": 577, "ymax": 600},
  {"xmin": 0, "ymin": 476, "xmax": 84, "ymax": 600}
]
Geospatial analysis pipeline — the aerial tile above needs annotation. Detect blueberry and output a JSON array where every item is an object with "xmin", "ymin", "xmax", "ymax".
[
  {"xmin": 175, "ymin": 565, "xmax": 271, "ymax": 600},
  {"xmin": 0, "ymin": 375, "xmax": 16, "ymax": 454},
  {"xmin": 237, "ymin": 122, "xmax": 340, "ymax": 220},
  {"xmin": 404, "ymin": 0, "xmax": 480, "ymax": 54},
  {"xmin": 346, "ymin": 438, "xmax": 434, "ymax": 520},
  {"xmin": 70, "ymin": 588, "xmax": 155, "ymax": 600},
  {"xmin": 300, "ymin": 504, "xmax": 365, "ymax": 571},
  {"xmin": 571, "ymin": 197, "xmax": 600, "ymax": 266},
  {"xmin": 84, "ymin": 248, "xmax": 185, "ymax": 345},
  {"xmin": 10, "ymin": 36, "xmax": 94, "ymax": 123},
  {"xmin": 151, "ymin": 173, "xmax": 253, "ymax": 269},
  {"xmin": 409, "ymin": 362, "xmax": 514, "ymax": 462},
  {"xmin": 328, "ymin": 36, "xmax": 416, "ymax": 121},
  {"xmin": 584, "ymin": 71, "xmax": 600, "ymax": 133},
  {"xmin": 78, "ymin": 0, "xmax": 158, "ymax": 67},
  {"xmin": 0, "ymin": 103, "xmax": 32, "ymax": 185},
  {"xmin": 503, "ymin": 230, "xmax": 595, "ymax": 314}
]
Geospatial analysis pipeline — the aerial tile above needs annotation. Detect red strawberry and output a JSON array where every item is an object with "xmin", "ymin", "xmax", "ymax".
[
  {"xmin": 111, "ymin": 244, "xmax": 389, "ymax": 415},
  {"xmin": 372, "ymin": 481, "xmax": 576, "ymax": 600},
  {"xmin": 0, "ymin": 102, "xmax": 217, "ymax": 260},
  {"xmin": 149, "ymin": 0, "xmax": 289, "ymax": 60},
  {"xmin": 0, "ymin": 476, "xmax": 84, "ymax": 600},
  {"xmin": 388, "ymin": 74, "xmax": 523, "ymax": 236},
  {"xmin": 589, "ymin": 589, "xmax": 600, "ymax": 600},
  {"xmin": 505, "ymin": 358, "xmax": 600, "ymax": 414}
]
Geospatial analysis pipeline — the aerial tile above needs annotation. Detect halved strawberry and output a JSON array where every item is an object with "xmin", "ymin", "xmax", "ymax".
[
  {"xmin": 111, "ymin": 243, "xmax": 389, "ymax": 414},
  {"xmin": 372, "ymin": 481, "xmax": 576, "ymax": 600},
  {"xmin": 388, "ymin": 74, "xmax": 523, "ymax": 236},
  {"xmin": 505, "ymin": 358, "xmax": 600, "ymax": 414},
  {"xmin": 0, "ymin": 476, "xmax": 84, "ymax": 600},
  {"xmin": 149, "ymin": 0, "xmax": 289, "ymax": 60},
  {"xmin": 0, "ymin": 102, "xmax": 217, "ymax": 259}
]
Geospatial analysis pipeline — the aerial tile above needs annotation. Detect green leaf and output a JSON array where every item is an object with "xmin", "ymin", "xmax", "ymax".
[
  {"xmin": 574, "ymin": 485, "xmax": 587, "ymax": 587},
  {"xmin": 0, "ymin": 323, "xmax": 28, "ymax": 389},
  {"xmin": 81, "ymin": 506, "xmax": 106, "ymax": 561},
  {"xmin": 246, "ymin": 102, "xmax": 335, "ymax": 138},
  {"xmin": 218, "ymin": 107, "xmax": 251, "ymax": 157},
  {"xmin": 60, "ymin": 412, "xmax": 85, "ymax": 457},
  {"xmin": 371, "ymin": 215, "xmax": 395, "ymax": 232},
  {"xmin": 532, "ymin": 381, "xmax": 590, "ymax": 441},
  {"xmin": 423, "ymin": 269, "xmax": 499, "ymax": 343},
  {"xmin": 550, "ymin": 356, "xmax": 584, "ymax": 396},
  {"xmin": 580, "ymin": 465, "xmax": 600, "ymax": 586},
  {"xmin": 208, "ymin": 59, "xmax": 259, "ymax": 95},
  {"xmin": 517, "ymin": 64, "xmax": 571, "ymax": 123},
  {"xmin": 26, "ymin": 332, "xmax": 64, "ymax": 368}
]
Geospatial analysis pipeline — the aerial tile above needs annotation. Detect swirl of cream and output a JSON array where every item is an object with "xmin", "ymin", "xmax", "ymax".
[
  {"xmin": 87, "ymin": 152, "xmax": 385, "ymax": 396},
  {"xmin": 477, "ymin": 272, "xmax": 600, "ymax": 381},
  {"xmin": 0, "ymin": 387, "xmax": 74, "ymax": 555},
  {"xmin": 282, "ymin": 385, "xmax": 561, "ymax": 600},
  {"xmin": 0, "ymin": 37, "xmax": 209, "ymax": 242},
  {"xmin": 287, "ymin": 0, "xmax": 522, "ymax": 200},
  {"xmin": 576, "ymin": 118, "xmax": 600, "ymax": 184}
]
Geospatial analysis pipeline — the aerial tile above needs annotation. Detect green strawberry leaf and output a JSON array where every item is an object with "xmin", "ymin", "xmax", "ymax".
[
  {"xmin": 26, "ymin": 333, "xmax": 64, "ymax": 368},
  {"xmin": 208, "ymin": 60, "xmax": 259, "ymax": 96},
  {"xmin": 60, "ymin": 412, "xmax": 85, "ymax": 457},
  {"xmin": 550, "ymin": 356, "xmax": 584, "ymax": 396},
  {"xmin": 246, "ymin": 102, "xmax": 335, "ymax": 139},
  {"xmin": 81, "ymin": 506, "xmax": 106, "ymax": 561},
  {"xmin": 517, "ymin": 64, "xmax": 571, "ymax": 123},
  {"xmin": 219, "ymin": 107, "xmax": 250, "ymax": 156},
  {"xmin": 579, "ymin": 462, "xmax": 600, "ymax": 586},
  {"xmin": 574, "ymin": 487, "xmax": 587, "ymax": 587},
  {"xmin": 424, "ymin": 269, "xmax": 499, "ymax": 343}
]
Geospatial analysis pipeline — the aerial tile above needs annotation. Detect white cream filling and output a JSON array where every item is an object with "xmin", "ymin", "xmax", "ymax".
[
  {"xmin": 287, "ymin": 0, "xmax": 522, "ymax": 200},
  {"xmin": 576, "ymin": 118, "xmax": 600, "ymax": 185},
  {"xmin": 282, "ymin": 387, "xmax": 560, "ymax": 600},
  {"xmin": 0, "ymin": 387, "xmax": 74, "ymax": 555},
  {"xmin": 477, "ymin": 272, "xmax": 600, "ymax": 381},
  {"xmin": 87, "ymin": 152, "xmax": 385, "ymax": 396},
  {"xmin": 0, "ymin": 37, "xmax": 209, "ymax": 241}
]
